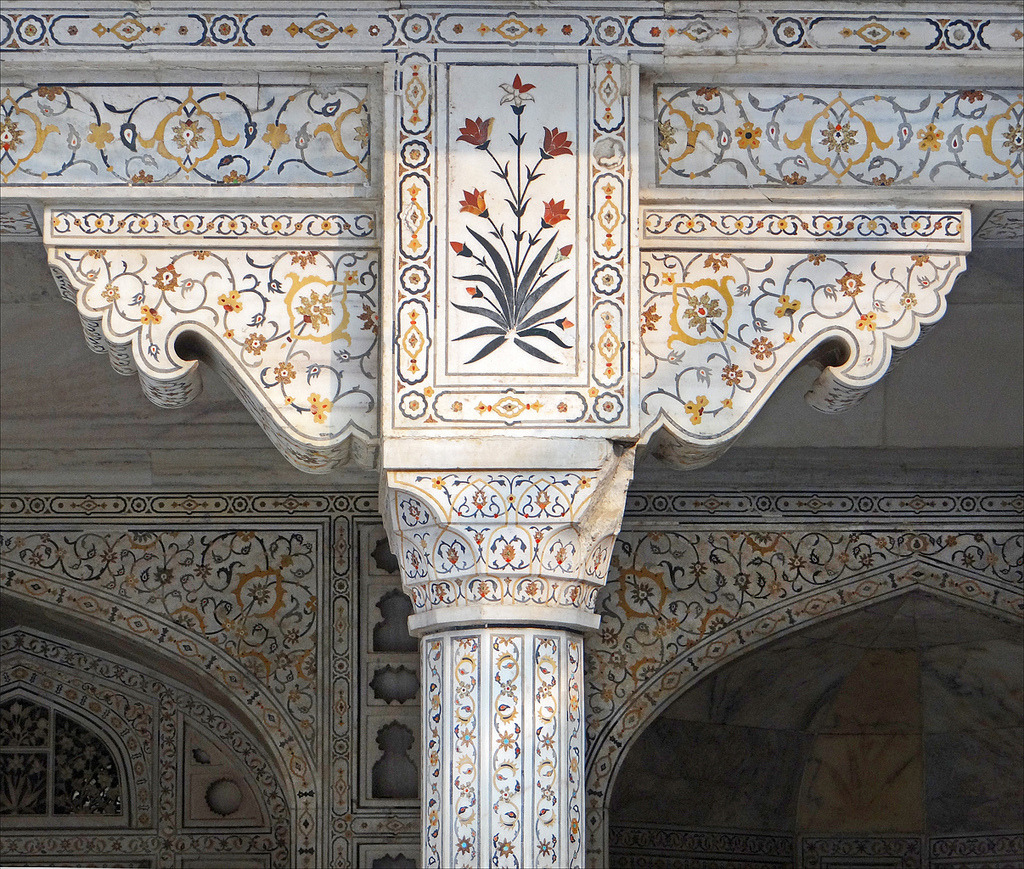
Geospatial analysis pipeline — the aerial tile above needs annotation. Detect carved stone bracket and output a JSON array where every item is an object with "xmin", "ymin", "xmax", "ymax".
[
  {"xmin": 45, "ymin": 207, "xmax": 380, "ymax": 471},
  {"xmin": 638, "ymin": 207, "xmax": 970, "ymax": 467}
]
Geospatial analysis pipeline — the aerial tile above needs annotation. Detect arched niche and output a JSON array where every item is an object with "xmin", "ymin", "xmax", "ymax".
[
  {"xmin": 603, "ymin": 590, "xmax": 1022, "ymax": 867},
  {"xmin": 0, "ymin": 533, "xmax": 320, "ymax": 858},
  {"xmin": 0, "ymin": 624, "xmax": 292, "ymax": 867},
  {"xmin": 0, "ymin": 689, "xmax": 131, "ymax": 824},
  {"xmin": 584, "ymin": 527, "xmax": 1022, "ymax": 867}
]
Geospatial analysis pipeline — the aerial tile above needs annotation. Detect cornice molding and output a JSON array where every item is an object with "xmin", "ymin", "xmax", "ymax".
[{"xmin": 2, "ymin": 5, "xmax": 1021, "ymax": 61}]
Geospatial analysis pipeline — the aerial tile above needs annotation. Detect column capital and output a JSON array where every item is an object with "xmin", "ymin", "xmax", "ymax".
[{"xmin": 382, "ymin": 448, "xmax": 634, "ymax": 634}]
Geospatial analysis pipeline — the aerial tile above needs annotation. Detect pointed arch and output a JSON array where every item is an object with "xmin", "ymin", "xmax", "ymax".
[
  {"xmin": 0, "ymin": 527, "xmax": 320, "ymax": 861},
  {"xmin": 0, "ymin": 626, "xmax": 292, "ymax": 866},
  {"xmin": 0, "ymin": 687, "xmax": 131, "ymax": 824},
  {"xmin": 585, "ymin": 534, "xmax": 1023, "ymax": 867}
]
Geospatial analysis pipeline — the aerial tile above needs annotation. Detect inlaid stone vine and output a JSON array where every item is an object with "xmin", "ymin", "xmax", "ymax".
[
  {"xmin": 637, "ymin": 208, "xmax": 970, "ymax": 466},
  {"xmin": 45, "ymin": 208, "xmax": 379, "ymax": 471}
]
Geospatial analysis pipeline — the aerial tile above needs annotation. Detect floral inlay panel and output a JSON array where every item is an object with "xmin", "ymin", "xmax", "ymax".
[
  {"xmin": 388, "ymin": 59, "xmax": 635, "ymax": 433},
  {"xmin": 0, "ymin": 83, "xmax": 369, "ymax": 186},
  {"xmin": 656, "ymin": 86, "xmax": 1022, "ymax": 188},
  {"xmin": 444, "ymin": 68, "xmax": 579, "ymax": 372},
  {"xmin": 46, "ymin": 210, "xmax": 379, "ymax": 472}
]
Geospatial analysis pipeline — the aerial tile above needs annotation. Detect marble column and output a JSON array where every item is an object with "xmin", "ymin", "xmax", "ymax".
[{"xmin": 382, "ymin": 454, "xmax": 633, "ymax": 868}]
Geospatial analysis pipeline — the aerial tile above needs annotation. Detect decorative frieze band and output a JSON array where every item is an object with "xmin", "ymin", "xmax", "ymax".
[
  {"xmin": 656, "ymin": 86, "xmax": 1023, "ymax": 188},
  {"xmin": 47, "ymin": 209, "xmax": 375, "ymax": 242},
  {"xmin": 642, "ymin": 209, "xmax": 969, "ymax": 250},
  {"xmin": 3, "ymin": 489, "xmax": 1018, "ymax": 526},
  {"xmin": 0, "ymin": 83, "xmax": 370, "ymax": 187},
  {"xmin": 2, "ymin": 8, "xmax": 1021, "ymax": 56}
]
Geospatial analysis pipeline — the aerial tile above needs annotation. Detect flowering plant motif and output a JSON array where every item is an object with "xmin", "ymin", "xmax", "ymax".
[{"xmin": 451, "ymin": 76, "xmax": 575, "ymax": 364}]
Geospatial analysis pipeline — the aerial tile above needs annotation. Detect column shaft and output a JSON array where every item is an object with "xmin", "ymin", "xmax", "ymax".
[{"xmin": 422, "ymin": 627, "xmax": 584, "ymax": 869}]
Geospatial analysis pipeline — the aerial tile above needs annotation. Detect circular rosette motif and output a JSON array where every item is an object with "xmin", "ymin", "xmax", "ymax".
[
  {"xmin": 398, "ymin": 390, "xmax": 428, "ymax": 420},
  {"xmin": 668, "ymin": 276, "xmax": 734, "ymax": 347},
  {"xmin": 14, "ymin": 15, "xmax": 47, "ymax": 44},
  {"xmin": 783, "ymin": 94, "xmax": 893, "ymax": 180},
  {"xmin": 592, "ymin": 265, "xmax": 622, "ymax": 295},
  {"xmin": 400, "ymin": 139, "xmax": 429, "ymax": 168},
  {"xmin": 772, "ymin": 17, "xmax": 804, "ymax": 47},
  {"xmin": 281, "ymin": 267, "xmax": 353, "ymax": 347},
  {"xmin": 400, "ymin": 264, "xmax": 430, "ymax": 294},
  {"xmin": 159, "ymin": 102, "xmax": 222, "ymax": 167},
  {"xmin": 615, "ymin": 566, "xmax": 669, "ymax": 619},
  {"xmin": 592, "ymin": 392, "xmax": 623, "ymax": 423},
  {"xmin": 400, "ymin": 13, "xmax": 431, "ymax": 42},
  {"xmin": 232, "ymin": 567, "xmax": 286, "ymax": 620},
  {"xmin": 943, "ymin": 19, "xmax": 975, "ymax": 49},
  {"xmin": 594, "ymin": 16, "xmax": 625, "ymax": 45},
  {"xmin": 208, "ymin": 14, "xmax": 241, "ymax": 44}
]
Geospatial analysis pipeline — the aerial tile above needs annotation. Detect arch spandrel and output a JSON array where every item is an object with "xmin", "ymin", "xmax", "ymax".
[{"xmin": 584, "ymin": 527, "xmax": 1023, "ymax": 867}]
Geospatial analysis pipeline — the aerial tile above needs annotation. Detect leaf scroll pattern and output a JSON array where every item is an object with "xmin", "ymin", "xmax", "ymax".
[
  {"xmin": 639, "ymin": 248, "xmax": 964, "ymax": 443},
  {"xmin": 0, "ymin": 529, "xmax": 319, "ymax": 730},
  {"xmin": 657, "ymin": 85, "xmax": 1023, "ymax": 187},
  {"xmin": 0, "ymin": 83, "xmax": 370, "ymax": 185}
]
